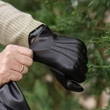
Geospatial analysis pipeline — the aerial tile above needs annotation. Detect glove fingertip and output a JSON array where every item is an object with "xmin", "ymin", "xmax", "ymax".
[{"xmin": 67, "ymin": 80, "xmax": 84, "ymax": 92}]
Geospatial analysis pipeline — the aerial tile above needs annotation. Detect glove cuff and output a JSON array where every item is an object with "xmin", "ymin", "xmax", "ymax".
[{"xmin": 28, "ymin": 24, "xmax": 44, "ymax": 45}]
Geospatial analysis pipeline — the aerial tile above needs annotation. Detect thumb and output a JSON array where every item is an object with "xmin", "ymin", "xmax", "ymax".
[
  {"xmin": 67, "ymin": 79, "xmax": 84, "ymax": 92},
  {"xmin": 50, "ymin": 68, "xmax": 84, "ymax": 92}
]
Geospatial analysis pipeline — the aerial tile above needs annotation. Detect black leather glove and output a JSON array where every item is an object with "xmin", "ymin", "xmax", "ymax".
[
  {"xmin": 0, "ymin": 81, "xmax": 30, "ymax": 110},
  {"xmin": 28, "ymin": 24, "xmax": 88, "ymax": 92}
]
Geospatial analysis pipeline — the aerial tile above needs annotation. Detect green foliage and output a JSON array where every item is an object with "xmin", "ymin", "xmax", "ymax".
[
  {"xmin": 24, "ymin": 80, "xmax": 54, "ymax": 110},
  {"xmin": 2, "ymin": 0, "xmax": 110, "ymax": 109}
]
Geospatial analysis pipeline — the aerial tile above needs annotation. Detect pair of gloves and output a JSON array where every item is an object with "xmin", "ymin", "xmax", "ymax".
[{"xmin": 0, "ymin": 25, "xmax": 88, "ymax": 110}]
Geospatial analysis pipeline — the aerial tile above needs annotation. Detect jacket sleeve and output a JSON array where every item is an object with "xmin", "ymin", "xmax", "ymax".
[{"xmin": 0, "ymin": 1, "xmax": 43, "ymax": 47}]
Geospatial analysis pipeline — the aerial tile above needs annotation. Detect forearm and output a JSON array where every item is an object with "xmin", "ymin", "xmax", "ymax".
[{"xmin": 0, "ymin": 1, "xmax": 43, "ymax": 47}]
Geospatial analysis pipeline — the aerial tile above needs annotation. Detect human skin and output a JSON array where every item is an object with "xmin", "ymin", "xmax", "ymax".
[{"xmin": 0, "ymin": 44, "xmax": 33, "ymax": 86}]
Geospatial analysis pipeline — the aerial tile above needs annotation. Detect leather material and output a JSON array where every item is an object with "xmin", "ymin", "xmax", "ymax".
[
  {"xmin": 0, "ymin": 81, "xmax": 30, "ymax": 110},
  {"xmin": 29, "ymin": 25, "xmax": 88, "ymax": 92}
]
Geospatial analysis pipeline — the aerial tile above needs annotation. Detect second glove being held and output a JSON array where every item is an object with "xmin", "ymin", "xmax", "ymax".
[{"xmin": 28, "ymin": 25, "xmax": 88, "ymax": 92}]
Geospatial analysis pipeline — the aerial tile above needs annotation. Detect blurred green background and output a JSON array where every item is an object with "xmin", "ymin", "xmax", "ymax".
[{"xmin": 1, "ymin": 0, "xmax": 110, "ymax": 110}]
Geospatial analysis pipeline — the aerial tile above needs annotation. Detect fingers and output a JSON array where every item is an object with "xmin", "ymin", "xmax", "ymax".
[
  {"xmin": 19, "ymin": 65, "xmax": 28, "ymax": 75},
  {"xmin": 2, "ymin": 57, "xmax": 28, "ymax": 74},
  {"xmin": 0, "ymin": 44, "xmax": 33, "ymax": 86},
  {"xmin": 71, "ymin": 42, "xmax": 88, "ymax": 64},
  {"xmin": 15, "ymin": 53, "xmax": 33, "ymax": 67},
  {"xmin": 70, "ymin": 66, "xmax": 86, "ymax": 83},
  {"xmin": 10, "ymin": 63, "xmax": 28, "ymax": 75},
  {"xmin": 5, "ymin": 44, "xmax": 33, "ymax": 57},
  {"xmin": 4, "ymin": 44, "xmax": 33, "ymax": 67},
  {"xmin": 17, "ymin": 45, "xmax": 33, "ymax": 58},
  {"xmin": 0, "ymin": 69, "xmax": 23, "ymax": 86},
  {"xmin": 9, "ymin": 45, "xmax": 33, "ymax": 67},
  {"xmin": 61, "ymin": 51, "xmax": 87, "ymax": 83},
  {"xmin": 10, "ymin": 70, "xmax": 23, "ymax": 81},
  {"xmin": 71, "ymin": 38, "xmax": 87, "ymax": 55}
]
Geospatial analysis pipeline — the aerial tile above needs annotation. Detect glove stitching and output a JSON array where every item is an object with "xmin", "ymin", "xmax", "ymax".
[
  {"xmin": 54, "ymin": 43, "xmax": 86, "ymax": 63},
  {"xmin": 55, "ymin": 40, "xmax": 82, "ymax": 45},
  {"xmin": 55, "ymin": 40, "xmax": 87, "ymax": 54},
  {"xmin": 51, "ymin": 46, "xmax": 78, "ymax": 67},
  {"xmin": 51, "ymin": 46, "xmax": 86, "ymax": 74}
]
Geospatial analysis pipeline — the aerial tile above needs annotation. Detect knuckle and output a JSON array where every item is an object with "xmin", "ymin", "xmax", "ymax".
[
  {"xmin": 6, "ymin": 44, "xmax": 14, "ymax": 49},
  {"xmin": 4, "ymin": 51, "xmax": 12, "ymax": 58},
  {"xmin": 5, "ymin": 45, "xmax": 17, "ymax": 54}
]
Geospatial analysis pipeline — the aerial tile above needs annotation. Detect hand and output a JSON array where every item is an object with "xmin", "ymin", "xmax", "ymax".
[
  {"xmin": 29, "ymin": 25, "xmax": 88, "ymax": 92},
  {"xmin": 0, "ymin": 44, "xmax": 33, "ymax": 86}
]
